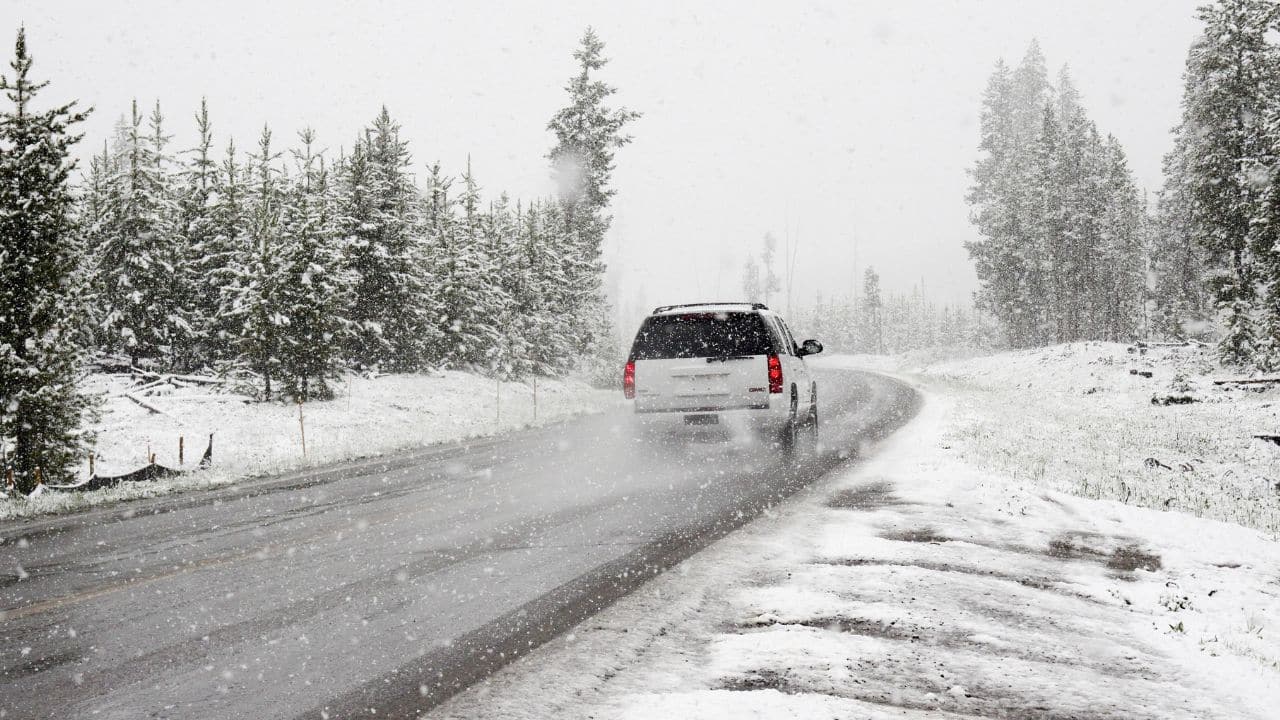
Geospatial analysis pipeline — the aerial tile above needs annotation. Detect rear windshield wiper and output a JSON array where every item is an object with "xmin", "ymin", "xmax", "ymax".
[{"xmin": 706, "ymin": 355, "xmax": 754, "ymax": 363}]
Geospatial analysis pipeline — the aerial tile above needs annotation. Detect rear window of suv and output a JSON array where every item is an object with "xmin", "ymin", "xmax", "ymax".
[{"xmin": 629, "ymin": 312, "xmax": 774, "ymax": 360}]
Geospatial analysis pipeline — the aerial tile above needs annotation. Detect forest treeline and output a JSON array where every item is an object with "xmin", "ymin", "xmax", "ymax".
[
  {"xmin": 1153, "ymin": 0, "xmax": 1280, "ymax": 368},
  {"xmin": 0, "ymin": 28, "xmax": 636, "ymax": 490},
  {"xmin": 968, "ymin": 0, "xmax": 1280, "ymax": 370},
  {"xmin": 85, "ymin": 103, "xmax": 602, "ymax": 397},
  {"xmin": 965, "ymin": 40, "xmax": 1147, "ymax": 350},
  {"xmin": 791, "ymin": 267, "xmax": 992, "ymax": 356}
]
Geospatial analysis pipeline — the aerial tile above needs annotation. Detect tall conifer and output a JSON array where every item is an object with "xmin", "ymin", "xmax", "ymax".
[{"xmin": 0, "ymin": 29, "xmax": 95, "ymax": 490}]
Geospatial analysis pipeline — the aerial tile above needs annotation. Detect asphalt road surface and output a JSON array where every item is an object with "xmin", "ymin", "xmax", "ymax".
[{"xmin": 0, "ymin": 368, "xmax": 918, "ymax": 719}]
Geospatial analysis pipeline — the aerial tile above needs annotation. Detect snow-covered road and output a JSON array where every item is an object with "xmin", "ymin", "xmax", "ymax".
[
  {"xmin": 434, "ymin": 390, "xmax": 1280, "ymax": 719},
  {"xmin": 0, "ymin": 368, "xmax": 917, "ymax": 719}
]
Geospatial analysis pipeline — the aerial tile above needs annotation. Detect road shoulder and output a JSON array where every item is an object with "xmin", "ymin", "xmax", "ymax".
[{"xmin": 431, "ymin": 387, "xmax": 1280, "ymax": 719}]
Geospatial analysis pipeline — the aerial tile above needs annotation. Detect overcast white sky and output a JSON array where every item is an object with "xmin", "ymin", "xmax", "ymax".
[{"xmin": 5, "ymin": 0, "xmax": 1203, "ymax": 327}]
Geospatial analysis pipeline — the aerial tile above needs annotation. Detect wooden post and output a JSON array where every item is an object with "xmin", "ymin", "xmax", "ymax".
[
  {"xmin": 179, "ymin": 436, "xmax": 184, "ymax": 465},
  {"xmin": 5, "ymin": 468, "xmax": 13, "ymax": 493},
  {"xmin": 149, "ymin": 453, "xmax": 156, "ymax": 465},
  {"xmin": 34, "ymin": 466, "xmax": 42, "ymax": 488},
  {"xmin": 88, "ymin": 452, "xmax": 95, "ymax": 477},
  {"xmin": 297, "ymin": 398, "xmax": 307, "ymax": 460}
]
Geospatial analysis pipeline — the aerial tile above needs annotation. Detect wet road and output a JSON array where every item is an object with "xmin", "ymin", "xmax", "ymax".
[{"xmin": 0, "ymin": 368, "xmax": 917, "ymax": 719}]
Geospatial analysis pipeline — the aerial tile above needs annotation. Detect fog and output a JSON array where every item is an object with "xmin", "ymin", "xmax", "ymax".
[{"xmin": 6, "ymin": 0, "xmax": 1200, "ymax": 329}]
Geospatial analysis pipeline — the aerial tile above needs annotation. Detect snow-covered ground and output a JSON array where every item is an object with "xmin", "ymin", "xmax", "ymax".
[
  {"xmin": 432, "ymin": 347, "xmax": 1280, "ymax": 719},
  {"xmin": 0, "ymin": 371, "xmax": 616, "ymax": 520},
  {"xmin": 919, "ymin": 342, "xmax": 1280, "ymax": 535}
]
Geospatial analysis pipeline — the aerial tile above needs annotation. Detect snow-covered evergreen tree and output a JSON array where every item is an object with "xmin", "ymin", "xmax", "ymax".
[
  {"xmin": 93, "ymin": 100, "xmax": 188, "ymax": 368},
  {"xmin": 760, "ymin": 233, "xmax": 781, "ymax": 306},
  {"xmin": 453, "ymin": 160, "xmax": 506, "ymax": 367},
  {"xmin": 207, "ymin": 139, "xmax": 250, "ymax": 364},
  {"xmin": 177, "ymin": 99, "xmax": 223, "ymax": 369},
  {"xmin": 340, "ymin": 108, "xmax": 431, "ymax": 371},
  {"xmin": 859, "ymin": 268, "xmax": 884, "ymax": 353},
  {"xmin": 741, "ymin": 255, "xmax": 762, "ymax": 302},
  {"xmin": 79, "ymin": 141, "xmax": 114, "ymax": 349},
  {"xmin": 226, "ymin": 125, "xmax": 284, "ymax": 398},
  {"xmin": 0, "ymin": 28, "xmax": 96, "ymax": 490},
  {"xmin": 1096, "ymin": 137, "xmax": 1147, "ymax": 341},
  {"xmin": 1028, "ymin": 101, "xmax": 1061, "ymax": 343},
  {"xmin": 274, "ymin": 129, "xmax": 352, "ymax": 399},
  {"xmin": 506, "ymin": 198, "xmax": 575, "ymax": 374},
  {"xmin": 967, "ymin": 43, "xmax": 1148, "ymax": 348},
  {"xmin": 1250, "ymin": 7, "xmax": 1280, "ymax": 368},
  {"xmin": 425, "ymin": 161, "xmax": 504, "ymax": 369},
  {"xmin": 1175, "ymin": 0, "xmax": 1279, "ymax": 364},
  {"xmin": 480, "ymin": 191, "xmax": 522, "ymax": 377},
  {"xmin": 547, "ymin": 28, "xmax": 639, "ymax": 379},
  {"xmin": 1151, "ymin": 125, "xmax": 1212, "ymax": 340},
  {"xmin": 965, "ymin": 58, "xmax": 1022, "ymax": 343}
]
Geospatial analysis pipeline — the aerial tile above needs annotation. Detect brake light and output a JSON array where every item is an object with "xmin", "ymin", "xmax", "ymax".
[
  {"xmin": 623, "ymin": 360, "xmax": 636, "ymax": 399},
  {"xmin": 767, "ymin": 354, "xmax": 783, "ymax": 394}
]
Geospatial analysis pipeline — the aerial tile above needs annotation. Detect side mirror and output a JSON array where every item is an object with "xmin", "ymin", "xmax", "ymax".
[{"xmin": 799, "ymin": 339, "xmax": 823, "ymax": 357}]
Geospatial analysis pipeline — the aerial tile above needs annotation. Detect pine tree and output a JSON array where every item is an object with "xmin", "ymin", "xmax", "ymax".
[
  {"xmin": 79, "ymin": 141, "xmax": 114, "ymax": 349},
  {"xmin": 0, "ymin": 28, "xmax": 95, "ymax": 491},
  {"xmin": 1176, "ymin": 0, "xmax": 1280, "ymax": 364},
  {"xmin": 1029, "ymin": 101, "xmax": 1062, "ymax": 343},
  {"xmin": 966, "ymin": 59, "xmax": 1023, "ymax": 344},
  {"xmin": 968, "ymin": 43, "xmax": 1149, "ymax": 349},
  {"xmin": 94, "ymin": 99, "xmax": 185, "ymax": 367},
  {"xmin": 1097, "ymin": 137, "xmax": 1146, "ymax": 341},
  {"xmin": 966, "ymin": 45, "xmax": 1053, "ymax": 348},
  {"xmin": 481, "ymin": 191, "xmax": 521, "ymax": 377},
  {"xmin": 1152, "ymin": 127, "xmax": 1212, "ymax": 339},
  {"xmin": 547, "ymin": 28, "xmax": 640, "ymax": 376},
  {"xmin": 859, "ymin": 267, "xmax": 884, "ymax": 353},
  {"xmin": 760, "ymin": 233, "xmax": 781, "ymax": 306},
  {"xmin": 441, "ymin": 159, "xmax": 504, "ymax": 369},
  {"xmin": 741, "ymin": 255, "xmax": 762, "ymax": 302},
  {"xmin": 341, "ymin": 108, "xmax": 431, "ymax": 371},
  {"xmin": 517, "ymin": 199, "xmax": 575, "ymax": 374},
  {"xmin": 178, "ymin": 99, "xmax": 222, "ymax": 369},
  {"xmin": 227, "ymin": 125, "xmax": 284, "ymax": 398},
  {"xmin": 275, "ymin": 129, "xmax": 351, "ymax": 400},
  {"xmin": 148, "ymin": 101, "xmax": 195, "ymax": 369},
  {"xmin": 208, "ymin": 139, "xmax": 249, "ymax": 363},
  {"xmin": 1252, "ymin": 10, "xmax": 1280, "ymax": 367}
]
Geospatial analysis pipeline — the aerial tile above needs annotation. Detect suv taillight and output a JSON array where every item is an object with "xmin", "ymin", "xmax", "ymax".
[
  {"xmin": 623, "ymin": 360, "xmax": 636, "ymax": 399},
  {"xmin": 767, "ymin": 354, "xmax": 783, "ymax": 394}
]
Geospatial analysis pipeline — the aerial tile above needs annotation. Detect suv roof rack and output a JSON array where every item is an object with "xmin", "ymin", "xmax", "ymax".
[{"xmin": 651, "ymin": 302, "xmax": 769, "ymax": 314}]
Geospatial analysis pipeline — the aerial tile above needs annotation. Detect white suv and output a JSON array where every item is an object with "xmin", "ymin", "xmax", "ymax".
[{"xmin": 622, "ymin": 303, "xmax": 823, "ymax": 449}]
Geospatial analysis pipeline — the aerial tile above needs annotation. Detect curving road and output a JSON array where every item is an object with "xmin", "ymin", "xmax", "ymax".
[{"xmin": 0, "ymin": 368, "xmax": 917, "ymax": 719}]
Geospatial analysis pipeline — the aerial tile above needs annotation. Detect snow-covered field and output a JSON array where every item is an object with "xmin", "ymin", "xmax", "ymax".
[
  {"xmin": 433, "ymin": 348, "xmax": 1280, "ymax": 719},
  {"xmin": 917, "ymin": 342, "xmax": 1280, "ymax": 536},
  {"xmin": 0, "ymin": 371, "xmax": 616, "ymax": 520}
]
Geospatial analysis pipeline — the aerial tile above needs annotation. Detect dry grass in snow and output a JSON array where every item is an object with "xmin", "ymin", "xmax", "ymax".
[{"xmin": 908, "ymin": 342, "xmax": 1280, "ymax": 536}]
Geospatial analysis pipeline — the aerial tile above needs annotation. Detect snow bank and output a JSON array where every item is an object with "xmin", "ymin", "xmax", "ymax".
[{"xmin": 0, "ymin": 371, "xmax": 616, "ymax": 521}]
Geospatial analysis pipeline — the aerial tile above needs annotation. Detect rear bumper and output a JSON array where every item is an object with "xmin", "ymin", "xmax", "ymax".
[
  {"xmin": 627, "ymin": 401, "xmax": 789, "ymax": 435},
  {"xmin": 634, "ymin": 402, "xmax": 769, "ymax": 413}
]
